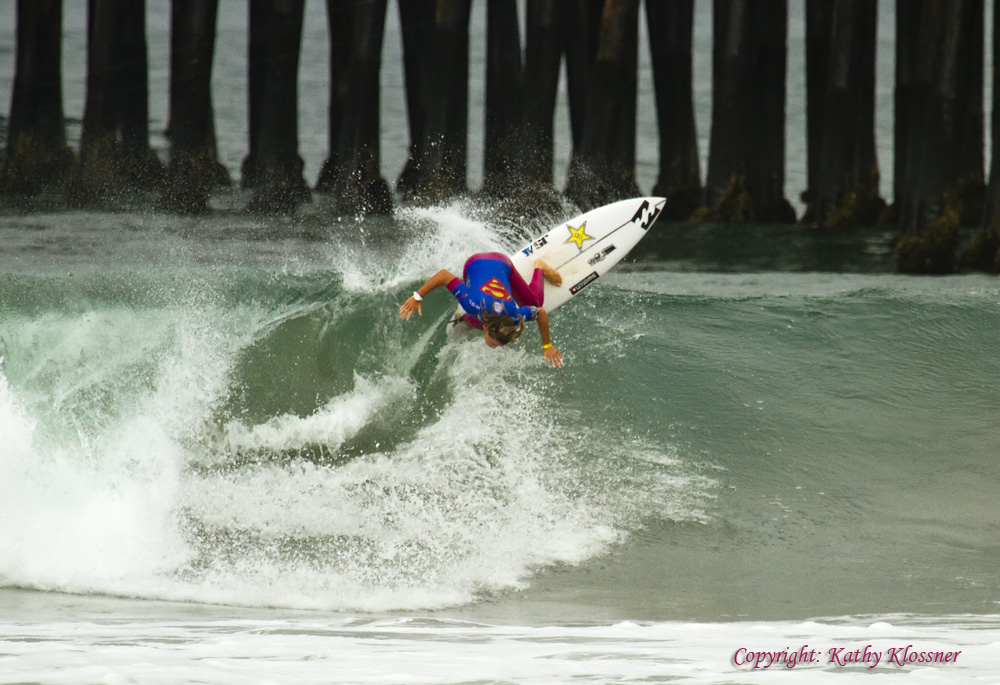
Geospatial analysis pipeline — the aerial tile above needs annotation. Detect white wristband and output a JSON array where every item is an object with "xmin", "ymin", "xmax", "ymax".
[{"xmin": 412, "ymin": 291, "xmax": 423, "ymax": 302}]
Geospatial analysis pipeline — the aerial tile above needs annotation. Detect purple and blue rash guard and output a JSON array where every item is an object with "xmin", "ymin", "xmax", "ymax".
[{"xmin": 447, "ymin": 253, "xmax": 544, "ymax": 329}]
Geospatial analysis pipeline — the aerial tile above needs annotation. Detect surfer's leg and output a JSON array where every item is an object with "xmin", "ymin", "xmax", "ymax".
[
  {"xmin": 534, "ymin": 259, "xmax": 562, "ymax": 287},
  {"xmin": 509, "ymin": 263, "xmax": 546, "ymax": 306}
]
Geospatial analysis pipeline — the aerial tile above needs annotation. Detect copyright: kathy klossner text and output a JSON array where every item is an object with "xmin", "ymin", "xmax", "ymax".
[{"xmin": 732, "ymin": 644, "xmax": 961, "ymax": 669}]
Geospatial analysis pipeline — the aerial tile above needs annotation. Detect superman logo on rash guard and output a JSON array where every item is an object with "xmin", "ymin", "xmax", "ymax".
[{"xmin": 480, "ymin": 277, "xmax": 511, "ymax": 300}]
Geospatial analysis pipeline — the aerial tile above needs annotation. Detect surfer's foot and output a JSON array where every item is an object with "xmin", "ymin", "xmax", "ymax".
[{"xmin": 535, "ymin": 259, "xmax": 562, "ymax": 287}]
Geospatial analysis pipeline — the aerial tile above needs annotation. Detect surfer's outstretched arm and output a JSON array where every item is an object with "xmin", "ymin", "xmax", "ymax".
[
  {"xmin": 399, "ymin": 269, "xmax": 457, "ymax": 320},
  {"xmin": 535, "ymin": 307, "xmax": 563, "ymax": 368}
]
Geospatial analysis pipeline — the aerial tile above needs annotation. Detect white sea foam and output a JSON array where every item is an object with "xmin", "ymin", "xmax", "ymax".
[
  {"xmin": 220, "ymin": 374, "xmax": 415, "ymax": 454},
  {"xmin": 0, "ymin": 613, "xmax": 997, "ymax": 684},
  {"xmin": 0, "ymin": 359, "xmax": 190, "ymax": 593},
  {"xmin": 0, "ymin": 361, "xmax": 34, "ymax": 460},
  {"xmin": 171, "ymin": 341, "xmax": 680, "ymax": 611},
  {"xmin": 0, "ymin": 305, "xmax": 258, "ymax": 597}
]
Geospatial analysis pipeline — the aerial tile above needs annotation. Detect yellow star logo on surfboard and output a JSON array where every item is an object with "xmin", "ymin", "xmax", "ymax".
[{"xmin": 565, "ymin": 222, "xmax": 593, "ymax": 250}]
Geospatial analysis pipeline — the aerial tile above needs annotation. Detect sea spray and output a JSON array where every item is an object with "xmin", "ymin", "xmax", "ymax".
[
  {"xmin": 0, "ymin": 358, "xmax": 190, "ymax": 591},
  {"xmin": 0, "ymin": 281, "xmax": 269, "ymax": 595}
]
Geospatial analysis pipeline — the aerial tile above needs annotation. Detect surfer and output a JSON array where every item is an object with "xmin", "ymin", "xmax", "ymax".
[{"xmin": 399, "ymin": 253, "xmax": 565, "ymax": 368}]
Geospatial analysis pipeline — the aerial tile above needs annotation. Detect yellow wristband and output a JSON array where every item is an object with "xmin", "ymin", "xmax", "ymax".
[{"xmin": 542, "ymin": 343, "xmax": 553, "ymax": 350}]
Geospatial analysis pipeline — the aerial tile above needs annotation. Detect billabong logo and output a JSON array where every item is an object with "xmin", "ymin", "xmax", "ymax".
[{"xmin": 630, "ymin": 200, "xmax": 660, "ymax": 230}]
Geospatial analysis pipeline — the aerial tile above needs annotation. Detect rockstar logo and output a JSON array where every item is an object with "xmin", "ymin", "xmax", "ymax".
[{"xmin": 565, "ymin": 222, "xmax": 593, "ymax": 250}]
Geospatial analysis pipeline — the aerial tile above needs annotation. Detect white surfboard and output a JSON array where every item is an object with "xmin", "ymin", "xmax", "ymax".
[{"xmin": 448, "ymin": 196, "xmax": 666, "ymax": 336}]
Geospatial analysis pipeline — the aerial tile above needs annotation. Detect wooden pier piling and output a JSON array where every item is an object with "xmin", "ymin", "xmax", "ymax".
[
  {"xmin": 162, "ymin": 0, "xmax": 229, "ymax": 214},
  {"xmin": 68, "ymin": 0, "xmax": 163, "ymax": 205},
  {"xmin": 2, "ymin": 0, "xmax": 74, "ymax": 196},
  {"xmin": 316, "ymin": 0, "xmax": 392, "ymax": 216},
  {"xmin": 244, "ymin": 0, "xmax": 311, "ymax": 214},
  {"xmin": 894, "ymin": 0, "xmax": 984, "ymax": 273},
  {"xmin": 803, "ymin": 0, "xmax": 884, "ymax": 228},
  {"xmin": 699, "ymin": 0, "xmax": 795, "ymax": 224}
]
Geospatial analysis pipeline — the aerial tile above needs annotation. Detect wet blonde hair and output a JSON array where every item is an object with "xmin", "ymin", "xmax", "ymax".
[{"xmin": 479, "ymin": 310, "xmax": 525, "ymax": 345}]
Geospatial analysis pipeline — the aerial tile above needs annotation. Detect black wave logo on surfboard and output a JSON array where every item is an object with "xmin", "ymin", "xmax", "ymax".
[{"xmin": 631, "ymin": 200, "xmax": 660, "ymax": 230}]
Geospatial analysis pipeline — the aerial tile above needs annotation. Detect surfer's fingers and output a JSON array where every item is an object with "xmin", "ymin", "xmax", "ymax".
[{"xmin": 399, "ymin": 301, "xmax": 417, "ymax": 320}]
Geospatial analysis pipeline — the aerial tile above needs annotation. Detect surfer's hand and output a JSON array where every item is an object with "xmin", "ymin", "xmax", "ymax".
[
  {"xmin": 399, "ymin": 297, "xmax": 422, "ymax": 320},
  {"xmin": 542, "ymin": 345, "xmax": 564, "ymax": 368}
]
